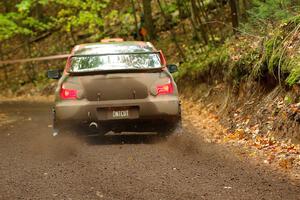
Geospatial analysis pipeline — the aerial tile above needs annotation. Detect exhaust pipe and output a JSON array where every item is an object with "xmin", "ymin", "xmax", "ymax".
[{"xmin": 89, "ymin": 122, "xmax": 98, "ymax": 129}]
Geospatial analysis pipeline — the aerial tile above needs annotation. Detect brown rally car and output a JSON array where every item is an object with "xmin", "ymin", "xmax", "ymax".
[{"xmin": 48, "ymin": 40, "xmax": 181, "ymax": 136}]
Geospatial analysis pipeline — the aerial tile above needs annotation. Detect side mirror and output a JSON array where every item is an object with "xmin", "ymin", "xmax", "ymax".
[
  {"xmin": 167, "ymin": 64, "xmax": 178, "ymax": 73},
  {"xmin": 47, "ymin": 69, "xmax": 62, "ymax": 79}
]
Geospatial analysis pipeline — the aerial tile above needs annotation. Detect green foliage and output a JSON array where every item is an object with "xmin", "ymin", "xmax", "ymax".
[
  {"xmin": 247, "ymin": 0, "xmax": 300, "ymax": 32},
  {"xmin": 176, "ymin": 0, "xmax": 300, "ymax": 87},
  {"xmin": 177, "ymin": 13, "xmax": 300, "ymax": 86},
  {"xmin": 103, "ymin": 9, "xmax": 135, "ymax": 37},
  {"xmin": 163, "ymin": 2, "xmax": 177, "ymax": 15},
  {"xmin": 286, "ymin": 58, "xmax": 300, "ymax": 86},
  {"xmin": 254, "ymin": 16, "xmax": 300, "ymax": 85},
  {"xmin": 176, "ymin": 44, "xmax": 230, "ymax": 81},
  {"xmin": 55, "ymin": 0, "xmax": 108, "ymax": 33},
  {"xmin": 3, "ymin": 0, "xmax": 300, "ymax": 91},
  {"xmin": 0, "ymin": 0, "xmax": 111, "ymax": 41},
  {"xmin": 0, "ymin": 14, "xmax": 30, "ymax": 40},
  {"xmin": 249, "ymin": 0, "xmax": 297, "ymax": 20},
  {"xmin": 16, "ymin": 0, "xmax": 33, "ymax": 12}
]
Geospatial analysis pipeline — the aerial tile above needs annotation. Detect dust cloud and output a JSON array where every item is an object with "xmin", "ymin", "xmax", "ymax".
[{"xmin": 27, "ymin": 132, "xmax": 83, "ymax": 161}]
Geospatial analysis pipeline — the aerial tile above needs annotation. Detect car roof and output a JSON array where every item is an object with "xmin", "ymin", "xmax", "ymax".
[{"xmin": 73, "ymin": 41, "xmax": 157, "ymax": 55}]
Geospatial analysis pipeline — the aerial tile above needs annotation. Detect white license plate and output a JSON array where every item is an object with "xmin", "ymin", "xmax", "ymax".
[{"xmin": 112, "ymin": 110, "xmax": 129, "ymax": 118}]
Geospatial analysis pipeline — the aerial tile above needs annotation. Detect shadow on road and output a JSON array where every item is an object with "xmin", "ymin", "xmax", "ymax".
[{"xmin": 82, "ymin": 134, "xmax": 166, "ymax": 145}]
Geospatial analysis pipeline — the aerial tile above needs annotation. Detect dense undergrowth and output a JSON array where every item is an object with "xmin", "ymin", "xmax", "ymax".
[
  {"xmin": 1, "ymin": 1, "xmax": 300, "ymax": 96},
  {"xmin": 176, "ymin": 15, "xmax": 300, "ymax": 88}
]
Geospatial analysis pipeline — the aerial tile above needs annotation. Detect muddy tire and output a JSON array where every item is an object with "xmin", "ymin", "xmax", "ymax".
[
  {"xmin": 159, "ymin": 119, "xmax": 183, "ymax": 137},
  {"xmin": 160, "ymin": 104, "xmax": 183, "ymax": 137},
  {"xmin": 52, "ymin": 109, "xmax": 76, "ymax": 137},
  {"xmin": 52, "ymin": 122, "xmax": 75, "ymax": 137}
]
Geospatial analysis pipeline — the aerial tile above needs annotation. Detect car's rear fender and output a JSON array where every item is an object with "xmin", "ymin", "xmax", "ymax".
[
  {"xmin": 54, "ymin": 95, "xmax": 180, "ymax": 122},
  {"xmin": 55, "ymin": 70, "xmax": 178, "ymax": 102}
]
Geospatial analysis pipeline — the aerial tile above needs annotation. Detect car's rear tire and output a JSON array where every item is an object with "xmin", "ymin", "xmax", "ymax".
[
  {"xmin": 159, "ymin": 118, "xmax": 183, "ymax": 137},
  {"xmin": 159, "ymin": 104, "xmax": 183, "ymax": 137},
  {"xmin": 52, "ymin": 122, "xmax": 75, "ymax": 137}
]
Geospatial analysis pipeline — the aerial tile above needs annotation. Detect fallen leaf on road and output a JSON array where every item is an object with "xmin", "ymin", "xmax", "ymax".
[{"xmin": 96, "ymin": 191, "xmax": 104, "ymax": 198}]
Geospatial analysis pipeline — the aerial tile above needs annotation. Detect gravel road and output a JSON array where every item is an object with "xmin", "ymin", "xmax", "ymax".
[{"xmin": 0, "ymin": 101, "xmax": 299, "ymax": 200}]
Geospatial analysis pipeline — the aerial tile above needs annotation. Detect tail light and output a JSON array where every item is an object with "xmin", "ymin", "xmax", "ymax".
[
  {"xmin": 156, "ymin": 79, "xmax": 174, "ymax": 95},
  {"xmin": 60, "ymin": 85, "xmax": 77, "ymax": 100}
]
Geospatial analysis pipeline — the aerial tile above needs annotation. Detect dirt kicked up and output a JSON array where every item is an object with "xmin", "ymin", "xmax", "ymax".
[{"xmin": 0, "ymin": 101, "xmax": 299, "ymax": 200}]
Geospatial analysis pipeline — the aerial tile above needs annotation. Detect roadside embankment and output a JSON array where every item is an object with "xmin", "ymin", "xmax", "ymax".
[
  {"xmin": 172, "ymin": 16, "xmax": 300, "ymax": 177},
  {"xmin": 180, "ymin": 80, "xmax": 300, "ymax": 181}
]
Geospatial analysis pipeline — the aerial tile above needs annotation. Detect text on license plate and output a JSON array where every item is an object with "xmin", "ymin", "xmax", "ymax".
[{"xmin": 112, "ymin": 110, "xmax": 129, "ymax": 118}]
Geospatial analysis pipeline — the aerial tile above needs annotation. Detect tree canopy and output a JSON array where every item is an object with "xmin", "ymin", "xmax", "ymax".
[{"xmin": 1, "ymin": 0, "xmax": 300, "ymax": 85}]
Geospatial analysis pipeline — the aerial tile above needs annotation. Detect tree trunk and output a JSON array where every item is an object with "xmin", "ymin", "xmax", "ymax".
[
  {"xmin": 2, "ymin": 1, "xmax": 11, "ymax": 12},
  {"xmin": 176, "ymin": 0, "xmax": 184, "ymax": 19},
  {"xmin": 130, "ymin": 0, "xmax": 140, "ymax": 40},
  {"xmin": 142, "ymin": 0, "xmax": 156, "ymax": 40},
  {"xmin": 197, "ymin": 0, "xmax": 215, "ymax": 43},
  {"xmin": 229, "ymin": 0, "xmax": 239, "ymax": 34},
  {"xmin": 0, "ymin": 3, "xmax": 9, "ymax": 82},
  {"xmin": 190, "ymin": 0, "xmax": 208, "ymax": 44},
  {"xmin": 157, "ymin": 0, "xmax": 185, "ymax": 61},
  {"xmin": 176, "ymin": 0, "xmax": 189, "ymax": 19},
  {"xmin": 0, "ymin": 44, "xmax": 8, "ymax": 82},
  {"xmin": 240, "ymin": 0, "xmax": 250, "ymax": 18},
  {"xmin": 181, "ymin": 1, "xmax": 200, "ymax": 41},
  {"xmin": 24, "ymin": 38, "xmax": 36, "ymax": 83}
]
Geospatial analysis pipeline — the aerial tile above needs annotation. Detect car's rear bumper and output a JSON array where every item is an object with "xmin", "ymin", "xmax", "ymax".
[{"xmin": 54, "ymin": 96, "xmax": 180, "ymax": 123}]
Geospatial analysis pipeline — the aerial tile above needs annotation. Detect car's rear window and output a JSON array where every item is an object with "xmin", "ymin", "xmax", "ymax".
[{"xmin": 69, "ymin": 52, "xmax": 162, "ymax": 72}]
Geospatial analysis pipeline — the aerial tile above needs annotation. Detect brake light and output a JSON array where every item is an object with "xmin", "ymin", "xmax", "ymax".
[
  {"xmin": 60, "ymin": 86, "xmax": 77, "ymax": 100},
  {"xmin": 156, "ymin": 80, "xmax": 173, "ymax": 95}
]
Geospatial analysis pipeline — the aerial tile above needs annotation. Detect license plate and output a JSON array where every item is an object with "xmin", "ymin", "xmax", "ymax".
[
  {"xmin": 97, "ymin": 107, "xmax": 139, "ymax": 120},
  {"xmin": 112, "ymin": 110, "xmax": 129, "ymax": 118}
]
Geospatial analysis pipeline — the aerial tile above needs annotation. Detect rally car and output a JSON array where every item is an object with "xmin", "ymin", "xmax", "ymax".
[{"xmin": 48, "ymin": 40, "xmax": 181, "ymax": 136}]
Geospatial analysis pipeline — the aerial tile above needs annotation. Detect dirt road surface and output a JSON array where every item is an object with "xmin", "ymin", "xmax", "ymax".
[{"xmin": 0, "ymin": 101, "xmax": 299, "ymax": 200}]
